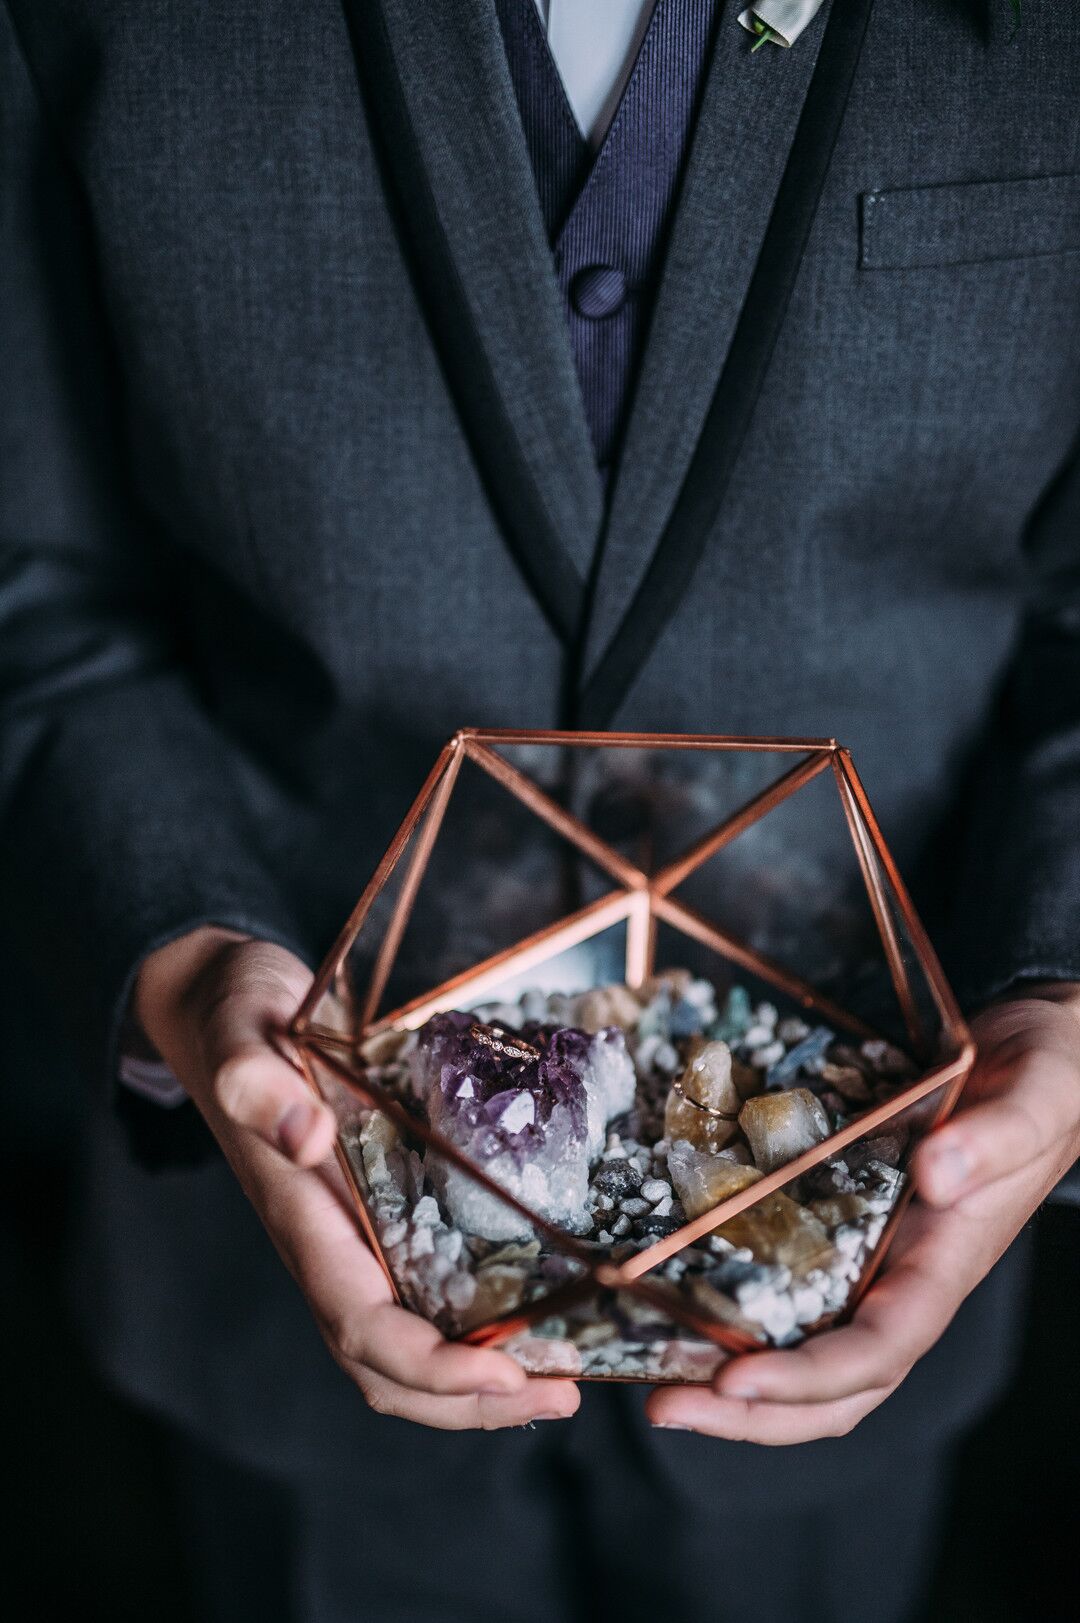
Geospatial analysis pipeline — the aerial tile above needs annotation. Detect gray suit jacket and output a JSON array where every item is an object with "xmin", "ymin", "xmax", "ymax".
[{"xmin": 1, "ymin": 0, "xmax": 1077, "ymax": 1475}]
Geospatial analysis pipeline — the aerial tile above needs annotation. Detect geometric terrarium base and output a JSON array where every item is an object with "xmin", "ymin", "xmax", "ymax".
[{"xmin": 290, "ymin": 730, "xmax": 975, "ymax": 1383}]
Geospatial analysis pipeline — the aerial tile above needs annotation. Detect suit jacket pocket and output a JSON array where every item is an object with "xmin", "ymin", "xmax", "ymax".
[{"xmin": 859, "ymin": 172, "xmax": 1080, "ymax": 270}]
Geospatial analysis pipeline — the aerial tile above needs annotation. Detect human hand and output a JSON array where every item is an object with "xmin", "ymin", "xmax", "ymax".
[
  {"xmin": 134, "ymin": 929, "xmax": 580, "ymax": 1430},
  {"xmin": 646, "ymin": 985, "xmax": 1080, "ymax": 1443}
]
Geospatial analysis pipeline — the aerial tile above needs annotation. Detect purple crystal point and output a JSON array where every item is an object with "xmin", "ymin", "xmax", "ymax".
[{"xmin": 408, "ymin": 1011, "xmax": 634, "ymax": 1240}]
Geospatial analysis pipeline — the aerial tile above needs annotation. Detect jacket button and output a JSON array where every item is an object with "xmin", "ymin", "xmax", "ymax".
[{"xmin": 570, "ymin": 263, "xmax": 628, "ymax": 319}]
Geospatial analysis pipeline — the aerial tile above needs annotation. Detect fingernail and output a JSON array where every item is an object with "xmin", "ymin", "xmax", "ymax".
[
  {"xmin": 532, "ymin": 1411, "xmax": 569, "ymax": 1422},
  {"xmin": 653, "ymin": 1421, "xmax": 690, "ymax": 1430},
  {"xmin": 723, "ymin": 1385, "xmax": 759, "ymax": 1400},
  {"xmin": 277, "ymin": 1099, "xmax": 315, "ymax": 1157},
  {"xmin": 926, "ymin": 1141, "xmax": 971, "ymax": 1198}
]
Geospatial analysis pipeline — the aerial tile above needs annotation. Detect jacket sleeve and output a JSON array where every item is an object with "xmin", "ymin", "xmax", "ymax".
[
  {"xmin": 0, "ymin": 9, "xmax": 307, "ymax": 1097},
  {"xmin": 945, "ymin": 427, "xmax": 1080, "ymax": 1015}
]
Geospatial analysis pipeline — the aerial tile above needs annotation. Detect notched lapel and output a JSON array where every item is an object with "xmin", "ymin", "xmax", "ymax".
[
  {"xmin": 341, "ymin": 0, "xmax": 602, "ymax": 641},
  {"xmin": 582, "ymin": 1, "xmax": 836, "ymax": 683}
]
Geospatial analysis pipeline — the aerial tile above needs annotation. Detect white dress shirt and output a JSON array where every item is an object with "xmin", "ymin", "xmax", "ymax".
[{"xmin": 533, "ymin": 0, "xmax": 658, "ymax": 148}]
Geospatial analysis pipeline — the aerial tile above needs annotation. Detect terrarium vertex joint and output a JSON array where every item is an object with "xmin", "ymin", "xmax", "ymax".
[{"xmin": 289, "ymin": 729, "xmax": 974, "ymax": 1382}]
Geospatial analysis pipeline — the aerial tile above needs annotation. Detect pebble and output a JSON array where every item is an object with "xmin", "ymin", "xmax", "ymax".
[
  {"xmin": 620, "ymin": 1197, "xmax": 652, "ymax": 1218},
  {"xmin": 381, "ymin": 1219, "xmax": 407, "ymax": 1248},
  {"xmin": 750, "ymin": 1040, "xmax": 785, "ymax": 1069},
  {"xmin": 611, "ymin": 1214, "xmax": 632, "ymax": 1237},
  {"xmin": 413, "ymin": 1195, "xmax": 441, "ymax": 1227},
  {"xmin": 654, "ymin": 1041, "xmax": 680, "ymax": 1072},
  {"xmin": 650, "ymin": 1195, "xmax": 673, "ymax": 1217},
  {"xmin": 445, "ymin": 1271, "xmax": 477, "ymax": 1311},
  {"xmin": 410, "ymin": 1226, "xmax": 435, "ymax": 1259},
  {"xmin": 777, "ymin": 1016, "xmax": 811, "ymax": 1044},
  {"xmin": 742, "ymin": 1023, "xmax": 774, "ymax": 1048},
  {"xmin": 640, "ymin": 1178, "xmax": 672, "ymax": 1203},
  {"xmin": 755, "ymin": 1003, "xmax": 779, "ymax": 1029}
]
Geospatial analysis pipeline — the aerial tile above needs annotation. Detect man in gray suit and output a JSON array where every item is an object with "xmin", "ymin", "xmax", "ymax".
[{"xmin": 2, "ymin": 1, "xmax": 1079, "ymax": 1618}]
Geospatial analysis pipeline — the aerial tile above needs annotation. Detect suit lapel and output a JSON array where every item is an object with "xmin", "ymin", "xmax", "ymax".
[
  {"xmin": 579, "ymin": 0, "xmax": 874, "ymax": 718},
  {"xmin": 340, "ymin": 0, "xmax": 602, "ymax": 643}
]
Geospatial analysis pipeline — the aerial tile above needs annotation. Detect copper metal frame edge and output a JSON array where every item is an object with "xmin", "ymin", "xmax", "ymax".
[
  {"xmin": 292, "ymin": 737, "xmax": 462, "ymax": 1033},
  {"xmin": 359, "ymin": 744, "xmax": 467, "ymax": 1026},
  {"xmin": 464, "ymin": 728, "xmax": 839, "ymax": 752},
  {"xmin": 650, "ymin": 750, "xmax": 833, "ymax": 897},
  {"xmin": 837, "ymin": 750, "xmax": 971, "ymax": 1046},
  {"xmin": 830, "ymin": 755, "xmax": 929, "ymax": 1057},
  {"xmin": 294, "ymin": 1044, "xmax": 402, "ymax": 1303}
]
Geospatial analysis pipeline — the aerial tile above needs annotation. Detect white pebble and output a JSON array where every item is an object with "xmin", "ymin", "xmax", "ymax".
[
  {"xmin": 620, "ymin": 1197, "xmax": 651, "ymax": 1217},
  {"xmin": 413, "ymin": 1195, "xmax": 441, "ymax": 1227},
  {"xmin": 409, "ymin": 1226, "xmax": 435, "ymax": 1259},
  {"xmin": 651, "ymin": 1195, "xmax": 673, "ymax": 1217},
  {"xmin": 778, "ymin": 1017, "xmax": 811, "ymax": 1044},
  {"xmin": 611, "ymin": 1214, "xmax": 632, "ymax": 1237},
  {"xmin": 750, "ymin": 1040, "xmax": 785, "ymax": 1069},
  {"xmin": 445, "ymin": 1271, "xmax": 477, "ymax": 1311},
  {"xmin": 742, "ymin": 1023, "xmax": 774, "ymax": 1048},
  {"xmin": 654, "ymin": 1041, "xmax": 680, "ymax": 1072},
  {"xmin": 596, "ymin": 1229, "xmax": 614, "ymax": 1245},
  {"xmin": 640, "ymin": 1178, "xmax": 672, "ymax": 1203},
  {"xmin": 380, "ymin": 1219, "xmax": 407, "ymax": 1248},
  {"xmin": 755, "ymin": 1003, "xmax": 779, "ymax": 1029}
]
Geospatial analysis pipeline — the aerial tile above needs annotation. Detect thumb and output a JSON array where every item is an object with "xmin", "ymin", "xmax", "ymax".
[
  {"xmin": 194, "ymin": 942, "xmax": 338, "ymax": 1168},
  {"xmin": 914, "ymin": 1040, "xmax": 1080, "ymax": 1207}
]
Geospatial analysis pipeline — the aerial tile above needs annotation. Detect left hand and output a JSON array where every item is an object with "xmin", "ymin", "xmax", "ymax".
[{"xmin": 646, "ymin": 985, "xmax": 1080, "ymax": 1443}]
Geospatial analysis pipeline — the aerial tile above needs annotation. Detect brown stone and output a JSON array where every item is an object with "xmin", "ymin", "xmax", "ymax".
[
  {"xmin": 808, "ymin": 1194, "xmax": 874, "ymax": 1230},
  {"xmin": 575, "ymin": 983, "xmax": 643, "ymax": 1033},
  {"xmin": 739, "ymin": 1087, "xmax": 831, "ymax": 1173},
  {"xmin": 664, "ymin": 1040, "xmax": 741, "ymax": 1153},
  {"xmin": 715, "ymin": 1190, "xmax": 836, "ymax": 1276},
  {"xmin": 667, "ymin": 1141, "xmax": 763, "ymax": 1219}
]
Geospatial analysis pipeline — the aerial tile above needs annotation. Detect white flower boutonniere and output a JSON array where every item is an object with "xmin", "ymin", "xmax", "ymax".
[
  {"xmin": 739, "ymin": 0, "xmax": 1022, "ymax": 53},
  {"xmin": 738, "ymin": 0, "xmax": 826, "ymax": 52}
]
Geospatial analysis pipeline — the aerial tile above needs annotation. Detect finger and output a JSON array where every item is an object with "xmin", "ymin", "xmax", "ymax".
[
  {"xmin": 646, "ymin": 1383, "xmax": 889, "ymax": 1444},
  {"xmin": 209, "ymin": 1042, "xmax": 338, "ymax": 1166},
  {"xmin": 358, "ymin": 1371, "xmax": 581, "ymax": 1432},
  {"xmin": 200, "ymin": 952, "xmax": 337, "ymax": 1166},
  {"xmin": 330, "ymin": 1297, "xmax": 534, "ymax": 1398},
  {"xmin": 711, "ymin": 1239, "xmax": 964, "ymax": 1406},
  {"xmin": 915, "ymin": 1045, "xmax": 1080, "ymax": 1206}
]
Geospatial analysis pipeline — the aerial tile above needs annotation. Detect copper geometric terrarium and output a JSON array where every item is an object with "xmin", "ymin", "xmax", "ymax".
[{"xmin": 289, "ymin": 730, "xmax": 975, "ymax": 1383}]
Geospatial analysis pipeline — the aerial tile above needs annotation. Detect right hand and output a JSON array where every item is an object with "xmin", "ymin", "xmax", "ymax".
[{"xmin": 134, "ymin": 927, "xmax": 580, "ymax": 1430}]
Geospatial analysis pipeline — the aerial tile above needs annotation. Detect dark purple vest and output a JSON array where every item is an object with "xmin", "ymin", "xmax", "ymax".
[{"xmin": 495, "ymin": 0, "xmax": 721, "ymax": 471}]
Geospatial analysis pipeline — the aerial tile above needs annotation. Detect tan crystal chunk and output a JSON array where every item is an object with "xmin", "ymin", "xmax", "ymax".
[
  {"xmin": 739, "ymin": 1087, "xmax": 831, "ymax": 1173},
  {"xmin": 715, "ymin": 1191, "xmax": 835, "ymax": 1277},
  {"xmin": 574, "ymin": 983, "xmax": 643, "ymax": 1033},
  {"xmin": 808, "ymin": 1194, "xmax": 874, "ymax": 1229},
  {"xmin": 460, "ymin": 1263, "xmax": 527, "ymax": 1330},
  {"xmin": 664, "ymin": 1040, "xmax": 741, "ymax": 1152},
  {"xmin": 667, "ymin": 1141, "xmax": 763, "ymax": 1219}
]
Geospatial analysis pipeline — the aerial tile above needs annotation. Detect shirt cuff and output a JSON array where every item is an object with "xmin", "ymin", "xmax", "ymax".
[{"xmin": 118, "ymin": 1051, "xmax": 187, "ymax": 1108}]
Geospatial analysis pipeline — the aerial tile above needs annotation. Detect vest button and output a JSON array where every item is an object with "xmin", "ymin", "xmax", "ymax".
[{"xmin": 570, "ymin": 263, "xmax": 628, "ymax": 319}]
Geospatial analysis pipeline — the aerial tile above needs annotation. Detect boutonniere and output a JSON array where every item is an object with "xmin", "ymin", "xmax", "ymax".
[{"xmin": 739, "ymin": 0, "xmax": 1021, "ymax": 52}]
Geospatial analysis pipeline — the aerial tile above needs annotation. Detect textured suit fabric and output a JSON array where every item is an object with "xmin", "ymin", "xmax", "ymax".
[{"xmin": 1, "ymin": 0, "xmax": 1078, "ymax": 1493}]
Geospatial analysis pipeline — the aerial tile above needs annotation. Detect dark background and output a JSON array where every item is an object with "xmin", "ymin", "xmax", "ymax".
[{"xmin": 5, "ymin": 938, "xmax": 1077, "ymax": 1623}]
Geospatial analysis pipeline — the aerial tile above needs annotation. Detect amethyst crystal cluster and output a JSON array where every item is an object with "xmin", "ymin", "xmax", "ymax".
[{"xmin": 407, "ymin": 1010, "xmax": 635, "ymax": 1241}]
